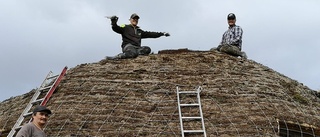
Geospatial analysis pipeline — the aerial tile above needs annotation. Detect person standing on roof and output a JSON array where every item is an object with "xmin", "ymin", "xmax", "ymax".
[
  {"xmin": 211, "ymin": 13, "xmax": 247, "ymax": 59},
  {"xmin": 16, "ymin": 106, "xmax": 52, "ymax": 137},
  {"xmin": 106, "ymin": 13, "xmax": 170, "ymax": 60}
]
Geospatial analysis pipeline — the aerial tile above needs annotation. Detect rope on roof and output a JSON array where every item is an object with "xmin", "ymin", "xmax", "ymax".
[
  {"xmin": 76, "ymin": 101, "xmax": 99, "ymax": 135},
  {"xmin": 97, "ymin": 83, "xmax": 128, "ymax": 135},
  {"xmin": 209, "ymin": 96, "xmax": 240, "ymax": 135},
  {"xmin": 252, "ymin": 87, "xmax": 288, "ymax": 135},
  {"xmin": 220, "ymin": 87, "xmax": 262, "ymax": 135},
  {"xmin": 154, "ymin": 87, "xmax": 178, "ymax": 136},
  {"xmin": 117, "ymin": 93, "xmax": 140, "ymax": 133},
  {"xmin": 136, "ymin": 87, "xmax": 178, "ymax": 136},
  {"xmin": 55, "ymin": 81, "xmax": 93, "ymax": 136}
]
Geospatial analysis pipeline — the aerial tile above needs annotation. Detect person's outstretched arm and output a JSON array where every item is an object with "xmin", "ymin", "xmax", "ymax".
[
  {"xmin": 141, "ymin": 30, "xmax": 170, "ymax": 38},
  {"xmin": 108, "ymin": 16, "xmax": 123, "ymax": 34}
]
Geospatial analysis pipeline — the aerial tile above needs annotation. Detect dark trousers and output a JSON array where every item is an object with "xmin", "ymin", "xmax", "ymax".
[
  {"xmin": 122, "ymin": 44, "xmax": 151, "ymax": 58},
  {"xmin": 218, "ymin": 44, "xmax": 242, "ymax": 57}
]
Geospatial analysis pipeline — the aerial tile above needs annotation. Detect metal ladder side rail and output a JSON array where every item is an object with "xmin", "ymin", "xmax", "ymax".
[
  {"xmin": 177, "ymin": 86, "xmax": 207, "ymax": 137},
  {"xmin": 8, "ymin": 71, "xmax": 55, "ymax": 137},
  {"xmin": 177, "ymin": 87, "xmax": 185, "ymax": 137},
  {"xmin": 196, "ymin": 87, "xmax": 206, "ymax": 137},
  {"xmin": 40, "ymin": 66, "xmax": 67, "ymax": 106},
  {"xmin": 8, "ymin": 66, "xmax": 68, "ymax": 137}
]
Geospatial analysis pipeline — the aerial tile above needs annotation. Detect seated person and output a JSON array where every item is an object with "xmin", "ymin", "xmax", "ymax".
[
  {"xmin": 211, "ymin": 13, "xmax": 247, "ymax": 59},
  {"xmin": 106, "ymin": 13, "xmax": 170, "ymax": 60}
]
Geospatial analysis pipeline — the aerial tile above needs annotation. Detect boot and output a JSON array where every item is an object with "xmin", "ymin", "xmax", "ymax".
[
  {"xmin": 240, "ymin": 52, "xmax": 248, "ymax": 59},
  {"xmin": 105, "ymin": 53, "xmax": 126, "ymax": 60}
]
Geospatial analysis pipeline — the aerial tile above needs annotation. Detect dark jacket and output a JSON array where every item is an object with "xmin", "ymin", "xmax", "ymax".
[{"xmin": 112, "ymin": 24, "xmax": 164, "ymax": 48}]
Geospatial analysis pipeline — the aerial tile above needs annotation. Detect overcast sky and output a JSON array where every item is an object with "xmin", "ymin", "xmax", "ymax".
[{"xmin": 1, "ymin": 0, "xmax": 319, "ymax": 101}]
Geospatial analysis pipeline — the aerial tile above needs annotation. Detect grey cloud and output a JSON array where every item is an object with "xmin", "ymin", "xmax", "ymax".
[{"xmin": 1, "ymin": 0, "xmax": 319, "ymax": 101}]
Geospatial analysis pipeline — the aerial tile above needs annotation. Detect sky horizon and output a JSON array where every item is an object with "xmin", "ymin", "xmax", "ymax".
[{"xmin": 1, "ymin": 0, "xmax": 319, "ymax": 101}]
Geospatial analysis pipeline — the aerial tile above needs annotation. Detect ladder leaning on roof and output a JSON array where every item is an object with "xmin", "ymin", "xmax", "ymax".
[
  {"xmin": 176, "ymin": 86, "xmax": 207, "ymax": 137},
  {"xmin": 8, "ymin": 66, "xmax": 67, "ymax": 137}
]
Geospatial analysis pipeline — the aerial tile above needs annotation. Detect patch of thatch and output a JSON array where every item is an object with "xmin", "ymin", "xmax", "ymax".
[{"xmin": 1, "ymin": 50, "xmax": 319, "ymax": 136}]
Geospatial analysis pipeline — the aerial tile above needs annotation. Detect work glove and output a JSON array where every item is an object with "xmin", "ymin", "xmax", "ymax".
[
  {"xmin": 162, "ymin": 32, "xmax": 170, "ymax": 37},
  {"xmin": 107, "ymin": 15, "xmax": 118, "ymax": 25},
  {"xmin": 109, "ymin": 16, "xmax": 118, "ymax": 20}
]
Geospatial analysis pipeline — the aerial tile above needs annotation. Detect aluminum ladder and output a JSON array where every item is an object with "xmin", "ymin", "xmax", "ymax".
[
  {"xmin": 177, "ymin": 86, "xmax": 206, "ymax": 137},
  {"xmin": 8, "ymin": 66, "xmax": 67, "ymax": 137}
]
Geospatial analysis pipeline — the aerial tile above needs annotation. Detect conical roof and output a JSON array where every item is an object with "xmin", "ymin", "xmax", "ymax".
[{"xmin": 1, "ymin": 49, "xmax": 319, "ymax": 136}]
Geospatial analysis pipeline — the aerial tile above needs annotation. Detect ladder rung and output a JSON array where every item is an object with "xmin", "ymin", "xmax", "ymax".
[
  {"xmin": 47, "ymin": 74, "xmax": 59, "ymax": 80},
  {"xmin": 31, "ymin": 98, "xmax": 44, "ymax": 104},
  {"xmin": 182, "ymin": 116, "xmax": 202, "ymax": 119},
  {"xmin": 180, "ymin": 103, "xmax": 199, "ymax": 107},
  {"xmin": 184, "ymin": 130, "xmax": 204, "ymax": 133},
  {"xmin": 23, "ymin": 112, "xmax": 33, "ymax": 117},
  {"xmin": 179, "ymin": 91, "xmax": 198, "ymax": 94},
  {"xmin": 39, "ymin": 86, "xmax": 52, "ymax": 91}
]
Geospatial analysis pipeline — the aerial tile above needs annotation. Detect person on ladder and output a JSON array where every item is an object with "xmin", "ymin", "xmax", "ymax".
[
  {"xmin": 16, "ymin": 106, "xmax": 52, "ymax": 137},
  {"xmin": 105, "ymin": 13, "xmax": 170, "ymax": 60}
]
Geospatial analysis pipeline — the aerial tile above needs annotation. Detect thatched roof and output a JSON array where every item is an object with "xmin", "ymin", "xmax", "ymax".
[{"xmin": 1, "ymin": 49, "xmax": 320, "ymax": 136}]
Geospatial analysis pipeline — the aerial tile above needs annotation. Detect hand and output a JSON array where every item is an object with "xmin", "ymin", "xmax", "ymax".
[
  {"xmin": 106, "ymin": 15, "xmax": 118, "ymax": 25},
  {"xmin": 106, "ymin": 15, "xmax": 118, "ymax": 20},
  {"xmin": 110, "ymin": 16, "xmax": 118, "ymax": 20},
  {"xmin": 163, "ymin": 32, "xmax": 170, "ymax": 37}
]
